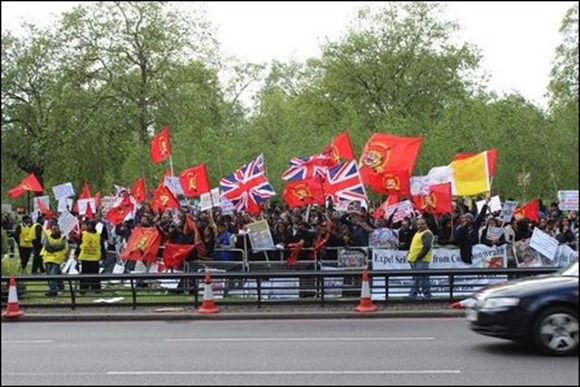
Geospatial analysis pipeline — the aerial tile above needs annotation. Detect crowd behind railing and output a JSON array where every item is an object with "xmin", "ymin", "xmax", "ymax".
[{"xmin": 1, "ymin": 195, "xmax": 578, "ymax": 299}]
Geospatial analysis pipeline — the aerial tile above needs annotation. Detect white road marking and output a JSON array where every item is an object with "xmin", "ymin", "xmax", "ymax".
[
  {"xmin": 107, "ymin": 370, "xmax": 461, "ymax": 375},
  {"xmin": 2, "ymin": 340, "xmax": 53, "ymax": 344},
  {"xmin": 165, "ymin": 337, "xmax": 435, "ymax": 342}
]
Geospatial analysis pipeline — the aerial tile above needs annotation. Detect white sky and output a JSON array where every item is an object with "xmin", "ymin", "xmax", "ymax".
[{"xmin": 1, "ymin": 1, "xmax": 575, "ymax": 109}]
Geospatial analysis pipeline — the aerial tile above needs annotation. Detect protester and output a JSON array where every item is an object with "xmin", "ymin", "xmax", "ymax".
[
  {"xmin": 406, "ymin": 217, "xmax": 434, "ymax": 300},
  {"xmin": 41, "ymin": 223, "xmax": 68, "ymax": 297},
  {"xmin": 74, "ymin": 219, "xmax": 106, "ymax": 293},
  {"xmin": 14, "ymin": 215, "xmax": 35, "ymax": 273}
]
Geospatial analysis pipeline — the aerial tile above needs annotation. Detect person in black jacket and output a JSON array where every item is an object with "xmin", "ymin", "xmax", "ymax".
[
  {"xmin": 454, "ymin": 195, "xmax": 490, "ymax": 264},
  {"xmin": 31, "ymin": 216, "xmax": 45, "ymax": 274}
]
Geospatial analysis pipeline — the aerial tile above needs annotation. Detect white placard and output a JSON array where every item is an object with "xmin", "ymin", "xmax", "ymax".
[
  {"xmin": 221, "ymin": 197, "xmax": 235, "ymax": 215},
  {"xmin": 100, "ymin": 196, "xmax": 117, "ymax": 213},
  {"xmin": 58, "ymin": 210, "xmax": 78, "ymax": 237},
  {"xmin": 476, "ymin": 195, "xmax": 502, "ymax": 214},
  {"xmin": 52, "ymin": 182, "xmax": 75, "ymax": 199},
  {"xmin": 164, "ymin": 176, "xmax": 184, "ymax": 196},
  {"xmin": 33, "ymin": 196, "xmax": 50, "ymax": 212},
  {"xmin": 77, "ymin": 198, "xmax": 96, "ymax": 215},
  {"xmin": 558, "ymin": 190, "xmax": 578, "ymax": 211},
  {"xmin": 499, "ymin": 200, "xmax": 518, "ymax": 223},
  {"xmin": 486, "ymin": 226, "xmax": 504, "ymax": 241},
  {"xmin": 199, "ymin": 192, "xmax": 213, "ymax": 211},
  {"xmin": 57, "ymin": 198, "xmax": 74, "ymax": 213},
  {"xmin": 410, "ymin": 176, "xmax": 429, "ymax": 196},
  {"xmin": 529, "ymin": 227, "xmax": 559, "ymax": 261}
]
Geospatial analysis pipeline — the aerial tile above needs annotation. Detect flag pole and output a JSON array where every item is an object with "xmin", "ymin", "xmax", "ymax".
[
  {"xmin": 169, "ymin": 155, "xmax": 175, "ymax": 177},
  {"xmin": 27, "ymin": 191, "xmax": 31, "ymax": 214}
]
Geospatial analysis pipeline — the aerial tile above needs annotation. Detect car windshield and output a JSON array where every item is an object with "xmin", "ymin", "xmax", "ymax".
[{"xmin": 559, "ymin": 261, "xmax": 578, "ymax": 277}]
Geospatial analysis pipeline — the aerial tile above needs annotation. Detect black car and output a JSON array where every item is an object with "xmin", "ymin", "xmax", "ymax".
[{"xmin": 465, "ymin": 261, "xmax": 578, "ymax": 356}]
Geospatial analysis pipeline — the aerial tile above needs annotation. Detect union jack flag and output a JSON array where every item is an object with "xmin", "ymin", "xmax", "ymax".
[
  {"xmin": 324, "ymin": 160, "xmax": 367, "ymax": 204},
  {"xmin": 281, "ymin": 152, "xmax": 337, "ymax": 181},
  {"xmin": 219, "ymin": 154, "xmax": 276, "ymax": 214}
]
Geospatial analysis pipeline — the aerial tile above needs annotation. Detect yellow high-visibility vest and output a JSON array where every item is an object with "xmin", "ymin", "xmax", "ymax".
[
  {"xmin": 78, "ymin": 231, "xmax": 101, "ymax": 261},
  {"xmin": 407, "ymin": 229, "xmax": 433, "ymax": 263}
]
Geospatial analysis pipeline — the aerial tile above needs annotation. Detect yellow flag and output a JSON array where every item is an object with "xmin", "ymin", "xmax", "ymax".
[{"xmin": 450, "ymin": 151, "xmax": 490, "ymax": 196}]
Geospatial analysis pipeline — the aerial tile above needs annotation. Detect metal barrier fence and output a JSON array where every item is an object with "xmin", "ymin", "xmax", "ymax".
[{"xmin": 1, "ymin": 267, "xmax": 559, "ymax": 310}]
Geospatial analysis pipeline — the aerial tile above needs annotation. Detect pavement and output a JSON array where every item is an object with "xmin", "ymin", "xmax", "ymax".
[{"xmin": 2, "ymin": 300, "xmax": 465, "ymax": 322}]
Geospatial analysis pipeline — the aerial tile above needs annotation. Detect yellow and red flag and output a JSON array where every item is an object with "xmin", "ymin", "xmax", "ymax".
[
  {"xmin": 179, "ymin": 164, "xmax": 211, "ymax": 198},
  {"xmin": 150, "ymin": 126, "xmax": 171, "ymax": 164},
  {"xmin": 453, "ymin": 148, "xmax": 498, "ymax": 176},
  {"xmin": 450, "ymin": 150, "xmax": 491, "ymax": 196}
]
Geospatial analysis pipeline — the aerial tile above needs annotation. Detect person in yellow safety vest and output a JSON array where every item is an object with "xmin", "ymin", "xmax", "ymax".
[
  {"xmin": 14, "ymin": 215, "xmax": 36, "ymax": 273},
  {"xmin": 74, "ymin": 219, "xmax": 106, "ymax": 294},
  {"xmin": 41, "ymin": 222, "xmax": 69, "ymax": 297},
  {"xmin": 406, "ymin": 217, "xmax": 434, "ymax": 300}
]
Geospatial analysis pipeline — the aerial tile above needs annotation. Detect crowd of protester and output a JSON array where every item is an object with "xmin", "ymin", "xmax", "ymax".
[{"xmin": 1, "ymin": 194, "xmax": 578, "ymax": 297}]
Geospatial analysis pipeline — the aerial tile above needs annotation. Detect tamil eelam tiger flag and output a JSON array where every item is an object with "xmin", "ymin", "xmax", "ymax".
[
  {"xmin": 179, "ymin": 164, "xmax": 211, "ymax": 198},
  {"xmin": 105, "ymin": 194, "xmax": 134, "ymax": 226},
  {"xmin": 412, "ymin": 182, "xmax": 453, "ymax": 215},
  {"xmin": 325, "ymin": 131, "xmax": 355, "ymax": 162},
  {"xmin": 513, "ymin": 198, "xmax": 540, "ymax": 222},
  {"xmin": 183, "ymin": 213, "xmax": 207, "ymax": 256},
  {"xmin": 450, "ymin": 150, "xmax": 491, "ymax": 196},
  {"xmin": 359, "ymin": 133, "xmax": 423, "ymax": 186},
  {"xmin": 163, "ymin": 243, "xmax": 195, "ymax": 270},
  {"xmin": 366, "ymin": 169, "xmax": 410, "ymax": 197},
  {"xmin": 120, "ymin": 227, "xmax": 162, "ymax": 263},
  {"xmin": 283, "ymin": 177, "xmax": 325, "ymax": 208},
  {"xmin": 150, "ymin": 126, "xmax": 171, "ymax": 164},
  {"xmin": 8, "ymin": 173, "xmax": 43, "ymax": 199}
]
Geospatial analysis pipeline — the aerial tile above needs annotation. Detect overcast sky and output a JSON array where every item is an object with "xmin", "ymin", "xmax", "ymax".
[{"xmin": 1, "ymin": 1, "xmax": 575, "ymax": 109}]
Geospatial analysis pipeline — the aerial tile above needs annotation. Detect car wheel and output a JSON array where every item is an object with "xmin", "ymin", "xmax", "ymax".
[{"xmin": 532, "ymin": 306, "xmax": 579, "ymax": 356}]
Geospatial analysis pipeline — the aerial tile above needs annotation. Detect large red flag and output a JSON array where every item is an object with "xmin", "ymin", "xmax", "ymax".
[
  {"xmin": 163, "ymin": 243, "xmax": 195, "ymax": 270},
  {"xmin": 453, "ymin": 148, "xmax": 498, "ymax": 176},
  {"xmin": 283, "ymin": 177, "xmax": 325, "ymax": 208},
  {"xmin": 326, "ymin": 132, "xmax": 355, "ymax": 162},
  {"xmin": 79, "ymin": 180, "xmax": 91, "ymax": 199},
  {"xmin": 514, "ymin": 198, "xmax": 540, "ymax": 223},
  {"xmin": 150, "ymin": 126, "xmax": 171, "ymax": 164},
  {"xmin": 105, "ymin": 195, "xmax": 134, "ymax": 226},
  {"xmin": 121, "ymin": 227, "xmax": 162, "ymax": 263},
  {"xmin": 151, "ymin": 184, "xmax": 180, "ymax": 212},
  {"xmin": 8, "ymin": 173, "xmax": 44, "ymax": 199},
  {"xmin": 359, "ymin": 133, "xmax": 423, "ymax": 185},
  {"xmin": 366, "ymin": 169, "xmax": 410, "ymax": 197},
  {"xmin": 131, "ymin": 176, "xmax": 147, "ymax": 203},
  {"xmin": 179, "ymin": 164, "xmax": 211, "ymax": 198}
]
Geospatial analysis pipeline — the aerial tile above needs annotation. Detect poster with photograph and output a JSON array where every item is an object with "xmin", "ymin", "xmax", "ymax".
[{"xmin": 246, "ymin": 220, "xmax": 274, "ymax": 250}]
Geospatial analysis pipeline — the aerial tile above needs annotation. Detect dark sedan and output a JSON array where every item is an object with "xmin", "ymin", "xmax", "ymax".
[{"xmin": 465, "ymin": 261, "xmax": 578, "ymax": 356}]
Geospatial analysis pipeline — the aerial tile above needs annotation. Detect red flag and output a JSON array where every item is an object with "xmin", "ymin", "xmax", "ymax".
[
  {"xmin": 183, "ymin": 213, "xmax": 207, "ymax": 256},
  {"xmin": 453, "ymin": 148, "xmax": 498, "ymax": 176},
  {"xmin": 283, "ymin": 177, "xmax": 325, "ymax": 208},
  {"xmin": 150, "ymin": 126, "xmax": 171, "ymax": 164},
  {"xmin": 85, "ymin": 203, "xmax": 95, "ymax": 220},
  {"xmin": 514, "ymin": 198, "xmax": 540, "ymax": 222},
  {"xmin": 359, "ymin": 133, "xmax": 423, "ymax": 184},
  {"xmin": 179, "ymin": 164, "xmax": 211, "ymax": 198},
  {"xmin": 8, "ymin": 173, "xmax": 44, "ymax": 199},
  {"xmin": 366, "ymin": 169, "xmax": 410, "ymax": 197},
  {"xmin": 121, "ymin": 227, "xmax": 162, "ymax": 263},
  {"xmin": 151, "ymin": 184, "xmax": 180, "ymax": 212},
  {"xmin": 93, "ymin": 192, "xmax": 101, "ymax": 210},
  {"xmin": 131, "ymin": 176, "xmax": 147, "ymax": 203},
  {"xmin": 105, "ymin": 195, "xmax": 134, "ymax": 226},
  {"xmin": 412, "ymin": 182, "xmax": 452, "ymax": 214},
  {"xmin": 163, "ymin": 243, "xmax": 195, "ymax": 270},
  {"xmin": 326, "ymin": 132, "xmax": 355, "ymax": 162},
  {"xmin": 35, "ymin": 197, "xmax": 53, "ymax": 218},
  {"xmin": 79, "ymin": 180, "xmax": 91, "ymax": 199}
]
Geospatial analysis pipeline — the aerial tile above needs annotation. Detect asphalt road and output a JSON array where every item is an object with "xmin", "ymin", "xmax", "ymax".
[{"xmin": 2, "ymin": 318, "xmax": 578, "ymax": 385}]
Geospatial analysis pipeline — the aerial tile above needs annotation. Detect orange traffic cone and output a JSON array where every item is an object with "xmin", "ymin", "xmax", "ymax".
[
  {"xmin": 355, "ymin": 269, "xmax": 377, "ymax": 312},
  {"xmin": 198, "ymin": 270, "xmax": 220, "ymax": 314},
  {"xmin": 3, "ymin": 276, "xmax": 24, "ymax": 319}
]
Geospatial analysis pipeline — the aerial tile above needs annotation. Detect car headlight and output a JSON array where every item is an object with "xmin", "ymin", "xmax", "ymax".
[{"xmin": 479, "ymin": 297, "xmax": 520, "ymax": 312}]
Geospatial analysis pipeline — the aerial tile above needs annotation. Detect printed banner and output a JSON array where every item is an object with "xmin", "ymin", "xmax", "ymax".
[
  {"xmin": 57, "ymin": 198, "xmax": 74, "ymax": 213},
  {"xmin": 384, "ymin": 200, "xmax": 414, "ymax": 223},
  {"xmin": 338, "ymin": 247, "xmax": 368, "ymax": 268},
  {"xmin": 558, "ymin": 190, "xmax": 578, "ymax": 211},
  {"xmin": 513, "ymin": 238, "xmax": 578, "ymax": 268}
]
